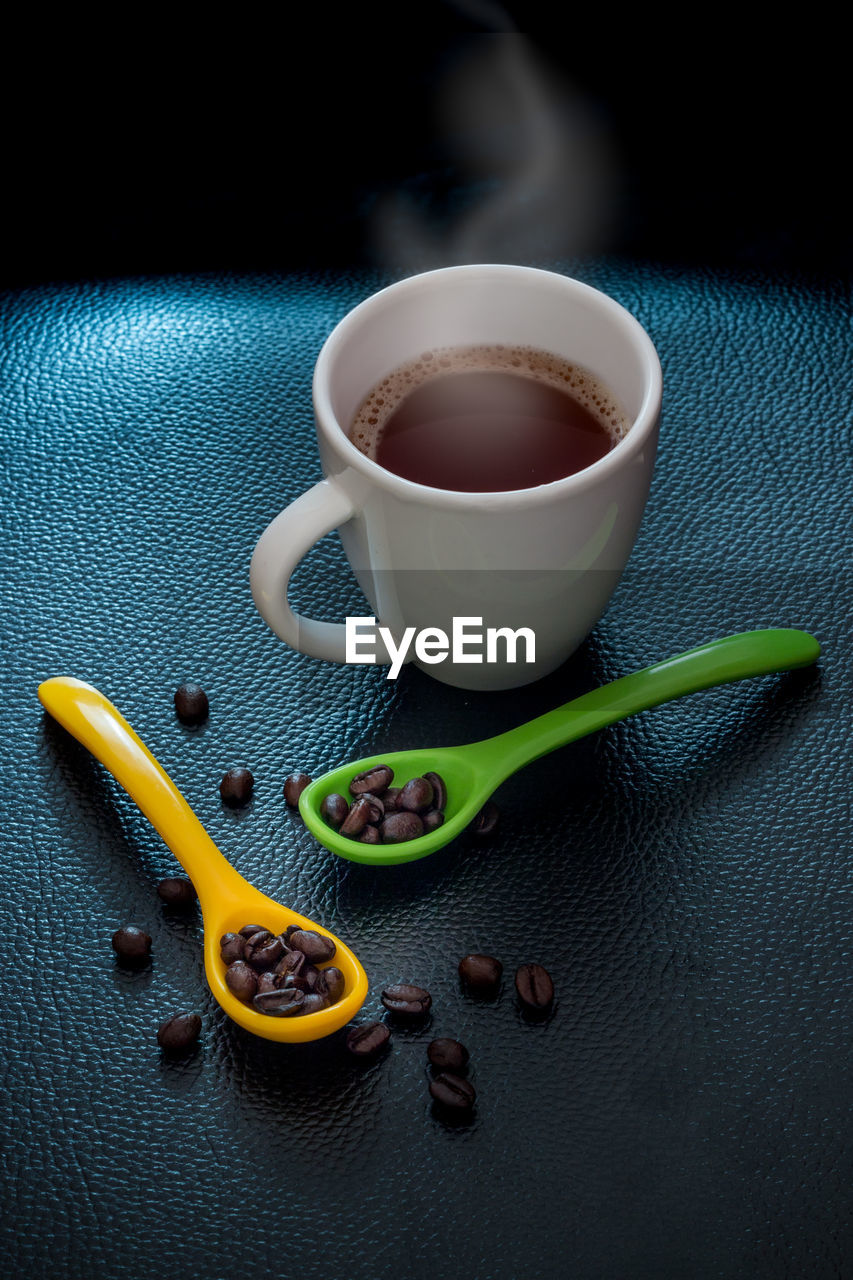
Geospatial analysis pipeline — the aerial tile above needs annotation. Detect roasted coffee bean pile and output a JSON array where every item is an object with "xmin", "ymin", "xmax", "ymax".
[
  {"xmin": 320, "ymin": 763, "xmax": 448, "ymax": 844},
  {"xmin": 221, "ymin": 923, "xmax": 345, "ymax": 1018}
]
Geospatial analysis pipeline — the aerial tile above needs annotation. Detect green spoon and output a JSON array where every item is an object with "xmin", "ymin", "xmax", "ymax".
[{"xmin": 299, "ymin": 628, "xmax": 820, "ymax": 865}]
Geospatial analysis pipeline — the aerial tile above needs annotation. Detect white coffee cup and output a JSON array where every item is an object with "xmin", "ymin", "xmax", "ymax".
[{"xmin": 250, "ymin": 264, "xmax": 662, "ymax": 690}]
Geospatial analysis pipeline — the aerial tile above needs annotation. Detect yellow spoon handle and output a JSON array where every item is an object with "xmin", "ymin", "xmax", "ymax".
[{"xmin": 38, "ymin": 676, "xmax": 251, "ymax": 912}]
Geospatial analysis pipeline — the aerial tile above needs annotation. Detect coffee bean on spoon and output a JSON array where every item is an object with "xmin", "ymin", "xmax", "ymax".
[
  {"xmin": 225, "ymin": 959, "xmax": 258, "ymax": 1002},
  {"xmin": 380, "ymin": 811, "xmax": 424, "ymax": 843},
  {"xmin": 321, "ymin": 793, "xmax": 349, "ymax": 829},
  {"xmin": 219, "ymin": 932, "xmax": 246, "ymax": 964},
  {"xmin": 397, "ymin": 777, "xmax": 434, "ymax": 813},
  {"xmin": 339, "ymin": 796, "xmax": 375, "ymax": 837},
  {"xmin": 349, "ymin": 764, "xmax": 393, "ymax": 796},
  {"xmin": 288, "ymin": 929, "xmax": 336, "ymax": 964}
]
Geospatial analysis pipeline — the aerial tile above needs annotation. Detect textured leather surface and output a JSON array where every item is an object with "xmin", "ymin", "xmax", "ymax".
[{"xmin": 1, "ymin": 262, "xmax": 850, "ymax": 1280}]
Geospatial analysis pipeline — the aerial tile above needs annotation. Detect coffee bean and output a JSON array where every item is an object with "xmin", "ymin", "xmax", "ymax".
[
  {"xmin": 515, "ymin": 962, "xmax": 554, "ymax": 1012},
  {"xmin": 283, "ymin": 771, "xmax": 312, "ymax": 807},
  {"xmin": 256, "ymin": 970, "xmax": 281, "ymax": 995},
  {"xmin": 340, "ymin": 796, "xmax": 374, "ymax": 837},
  {"xmin": 458, "ymin": 953, "xmax": 502, "ymax": 995},
  {"xmin": 359, "ymin": 825, "xmax": 380, "ymax": 844},
  {"xmin": 397, "ymin": 776, "xmax": 434, "ymax": 813},
  {"xmin": 469, "ymin": 800, "xmax": 500, "ymax": 839},
  {"xmin": 219, "ymin": 767, "xmax": 254, "ymax": 807},
  {"xmin": 320, "ymin": 793, "xmax": 350, "ymax": 829},
  {"xmin": 245, "ymin": 932, "xmax": 285, "ymax": 971},
  {"xmin": 157, "ymin": 1013, "xmax": 202, "ymax": 1052},
  {"xmin": 427, "ymin": 1038, "xmax": 469, "ymax": 1072},
  {"xmin": 429, "ymin": 1072, "xmax": 476, "ymax": 1112},
  {"xmin": 288, "ymin": 929, "xmax": 336, "ymax": 964},
  {"xmin": 381, "ymin": 983, "xmax": 432, "ymax": 1018},
  {"xmin": 221, "ymin": 922, "xmax": 343, "ymax": 1018},
  {"xmin": 382, "ymin": 787, "xmax": 401, "ymax": 812},
  {"xmin": 349, "ymin": 764, "xmax": 393, "ymax": 796},
  {"xmin": 323, "ymin": 966, "xmax": 346, "ymax": 1004},
  {"xmin": 380, "ymin": 811, "xmax": 424, "ymax": 843},
  {"xmin": 346, "ymin": 1021, "xmax": 391, "ymax": 1058},
  {"xmin": 111, "ymin": 925, "xmax": 152, "ymax": 966},
  {"xmin": 421, "ymin": 809, "xmax": 445, "ymax": 833},
  {"xmin": 253, "ymin": 987, "xmax": 306, "ymax": 1017},
  {"xmin": 156, "ymin": 877, "xmax": 196, "ymax": 910},
  {"xmin": 219, "ymin": 932, "xmax": 245, "ymax": 964},
  {"xmin": 423, "ymin": 771, "xmax": 447, "ymax": 810},
  {"xmin": 174, "ymin": 684, "xmax": 209, "ymax": 726},
  {"xmin": 224, "ymin": 960, "xmax": 258, "ymax": 1002},
  {"xmin": 320, "ymin": 768, "xmax": 448, "ymax": 845}
]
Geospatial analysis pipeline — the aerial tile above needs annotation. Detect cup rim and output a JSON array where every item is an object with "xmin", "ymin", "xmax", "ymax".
[{"xmin": 313, "ymin": 263, "xmax": 662, "ymax": 509}]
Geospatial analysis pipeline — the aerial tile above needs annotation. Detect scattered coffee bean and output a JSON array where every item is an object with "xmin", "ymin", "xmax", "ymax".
[
  {"xmin": 283, "ymin": 771, "xmax": 312, "ymax": 807},
  {"xmin": 427, "ymin": 1038, "xmax": 469, "ymax": 1072},
  {"xmin": 156, "ymin": 877, "xmax": 196, "ymax": 910},
  {"xmin": 174, "ymin": 683, "xmax": 209, "ymax": 726},
  {"xmin": 219, "ymin": 767, "xmax": 254, "ymax": 807},
  {"xmin": 111, "ymin": 925, "xmax": 152, "ymax": 966},
  {"xmin": 157, "ymin": 1013, "xmax": 202, "ymax": 1053},
  {"xmin": 515, "ymin": 962, "xmax": 554, "ymax": 1012},
  {"xmin": 350, "ymin": 764, "xmax": 394, "ymax": 796},
  {"xmin": 346, "ymin": 1021, "xmax": 391, "ymax": 1058},
  {"xmin": 320, "ymin": 793, "xmax": 350, "ymax": 829},
  {"xmin": 221, "ymin": 922, "xmax": 343, "ymax": 1018},
  {"xmin": 429, "ymin": 1072, "xmax": 476, "ymax": 1112},
  {"xmin": 319, "ymin": 765, "xmax": 448, "ymax": 846},
  {"xmin": 469, "ymin": 800, "xmax": 500, "ymax": 839},
  {"xmin": 381, "ymin": 983, "xmax": 432, "ymax": 1018},
  {"xmin": 458, "ymin": 953, "xmax": 502, "ymax": 995}
]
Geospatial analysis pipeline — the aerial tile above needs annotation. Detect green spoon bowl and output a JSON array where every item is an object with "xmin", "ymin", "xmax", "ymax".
[{"xmin": 299, "ymin": 628, "xmax": 820, "ymax": 865}]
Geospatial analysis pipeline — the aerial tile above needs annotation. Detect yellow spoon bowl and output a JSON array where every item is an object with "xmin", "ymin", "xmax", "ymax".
[{"xmin": 38, "ymin": 676, "xmax": 368, "ymax": 1043}]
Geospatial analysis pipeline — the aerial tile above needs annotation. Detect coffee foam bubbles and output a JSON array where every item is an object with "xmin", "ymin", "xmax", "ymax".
[{"xmin": 348, "ymin": 343, "xmax": 630, "ymax": 461}]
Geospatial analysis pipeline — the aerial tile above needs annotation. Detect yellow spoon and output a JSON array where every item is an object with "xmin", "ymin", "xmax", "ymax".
[{"xmin": 38, "ymin": 676, "xmax": 368, "ymax": 1043}]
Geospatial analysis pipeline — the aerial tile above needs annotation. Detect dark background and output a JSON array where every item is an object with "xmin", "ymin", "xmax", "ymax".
[
  {"xmin": 2, "ymin": 8, "xmax": 851, "ymax": 1280},
  {"xmin": 1, "ymin": 5, "xmax": 848, "ymax": 287}
]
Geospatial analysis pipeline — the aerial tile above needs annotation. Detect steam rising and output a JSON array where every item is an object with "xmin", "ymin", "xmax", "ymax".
[{"xmin": 371, "ymin": 29, "xmax": 620, "ymax": 270}]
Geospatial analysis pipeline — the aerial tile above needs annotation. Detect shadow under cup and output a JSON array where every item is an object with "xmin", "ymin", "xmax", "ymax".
[{"xmin": 253, "ymin": 265, "xmax": 662, "ymax": 691}]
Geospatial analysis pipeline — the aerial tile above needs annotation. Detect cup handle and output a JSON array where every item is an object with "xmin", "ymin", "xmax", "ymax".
[{"xmin": 250, "ymin": 479, "xmax": 358, "ymax": 662}]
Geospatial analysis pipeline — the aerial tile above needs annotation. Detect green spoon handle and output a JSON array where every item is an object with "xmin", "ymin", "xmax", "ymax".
[{"xmin": 473, "ymin": 628, "xmax": 820, "ymax": 782}]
